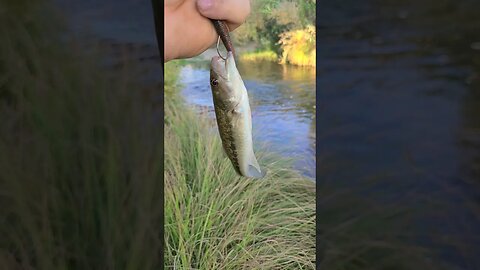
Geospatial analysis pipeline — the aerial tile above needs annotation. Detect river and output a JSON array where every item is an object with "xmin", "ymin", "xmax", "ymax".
[
  {"xmin": 178, "ymin": 56, "xmax": 316, "ymax": 178},
  {"xmin": 319, "ymin": 0, "xmax": 480, "ymax": 267}
]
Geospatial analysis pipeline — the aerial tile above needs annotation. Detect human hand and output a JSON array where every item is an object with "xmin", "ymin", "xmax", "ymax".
[{"xmin": 164, "ymin": 0, "xmax": 250, "ymax": 62}]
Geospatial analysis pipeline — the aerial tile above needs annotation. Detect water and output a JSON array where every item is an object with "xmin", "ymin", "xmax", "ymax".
[
  {"xmin": 179, "ymin": 59, "xmax": 316, "ymax": 178},
  {"xmin": 319, "ymin": 0, "xmax": 480, "ymax": 266}
]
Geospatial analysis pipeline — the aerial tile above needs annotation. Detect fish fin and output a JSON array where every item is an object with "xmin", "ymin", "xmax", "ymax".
[
  {"xmin": 247, "ymin": 164, "xmax": 265, "ymax": 178},
  {"xmin": 246, "ymin": 153, "xmax": 265, "ymax": 179}
]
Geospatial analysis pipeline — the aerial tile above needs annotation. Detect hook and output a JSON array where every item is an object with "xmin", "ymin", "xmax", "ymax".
[{"xmin": 216, "ymin": 35, "xmax": 227, "ymax": 60}]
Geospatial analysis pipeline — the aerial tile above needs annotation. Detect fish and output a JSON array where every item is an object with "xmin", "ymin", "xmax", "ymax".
[{"xmin": 210, "ymin": 51, "xmax": 265, "ymax": 178}]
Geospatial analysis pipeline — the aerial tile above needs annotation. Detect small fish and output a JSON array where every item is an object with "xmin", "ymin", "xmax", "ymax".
[{"xmin": 210, "ymin": 51, "xmax": 265, "ymax": 178}]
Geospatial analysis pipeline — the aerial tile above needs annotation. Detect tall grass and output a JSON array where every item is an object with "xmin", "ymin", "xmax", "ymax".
[
  {"xmin": 164, "ymin": 60, "xmax": 184, "ymax": 95},
  {"xmin": 0, "ymin": 1, "xmax": 162, "ymax": 269},
  {"xmin": 164, "ymin": 85, "xmax": 316, "ymax": 269}
]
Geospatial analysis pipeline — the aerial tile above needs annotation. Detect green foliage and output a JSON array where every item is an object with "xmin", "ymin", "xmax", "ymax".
[
  {"xmin": 257, "ymin": 0, "xmax": 281, "ymax": 15},
  {"xmin": 232, "ymin": 23, "xmax": 258, "ymax": 45},
  {"xmin": 297, "ymin": 0, "xmax": 316, "ymax": 27},
  {"xmin": 234, "ymin": 0, "xmax": 316, "ymax": 55},
  {"xmin": 256, "ymin": 17, "xmax": 293, "ymax": 53}
]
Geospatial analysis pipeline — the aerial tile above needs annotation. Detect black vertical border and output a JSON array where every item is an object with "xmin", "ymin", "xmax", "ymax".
[
  {"xmin": 151, "ymin": 0, "xmax": 165, "ymax": 268},
  {"xmin": 315, "ymin": 0, "xmax": 321, "ymax": 269}
]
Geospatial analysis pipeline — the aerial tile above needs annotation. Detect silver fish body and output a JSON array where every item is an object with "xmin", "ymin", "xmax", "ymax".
[{"xmin": 210, "ymin": 52, "xmax": 264, "ymax": 178}]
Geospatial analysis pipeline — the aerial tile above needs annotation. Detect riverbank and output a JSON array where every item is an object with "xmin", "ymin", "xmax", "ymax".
[
  {"xmin": 199, "ymin": 30, "xmax": 317, "ymax": 68},
  {"xmin": 176, "ymin": 55, "xmax": 316, "ymax": 178},
  {"xmin": 164, "ymin": 63, "xmax": 316, "ymax": 268},
  {"xmin": 234, "ymin": 25, "xmax": 316, "ymax": 67},
  {"xmin": 240, "ymin": 50, "xmax": 279, "ymax": 62}
]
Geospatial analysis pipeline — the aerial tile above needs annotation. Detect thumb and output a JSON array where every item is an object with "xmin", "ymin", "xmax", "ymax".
[{"xmin": 196, "ymin": 0, "xmax": 250, "ymax": 30}]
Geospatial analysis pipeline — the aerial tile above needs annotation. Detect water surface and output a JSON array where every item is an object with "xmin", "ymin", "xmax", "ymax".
[{"xmin": 319, "ymin": 0, "xmax": 480, "ymax": 266}]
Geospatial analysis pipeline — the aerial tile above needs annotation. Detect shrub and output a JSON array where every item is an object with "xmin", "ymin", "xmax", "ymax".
[{"xmin": 278, "ymin": 25, "xmax": 316, "ymax": 67}]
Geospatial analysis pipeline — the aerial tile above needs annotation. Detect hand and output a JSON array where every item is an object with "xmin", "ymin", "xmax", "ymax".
[{"xmin": 164, "ymin": 0, "xmax": 250, "ymax": 62}]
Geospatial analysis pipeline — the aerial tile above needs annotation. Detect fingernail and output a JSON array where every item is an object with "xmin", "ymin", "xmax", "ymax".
[{"xmin": 197, "ymin": 0, "xmax": 214, "ymax": 11}]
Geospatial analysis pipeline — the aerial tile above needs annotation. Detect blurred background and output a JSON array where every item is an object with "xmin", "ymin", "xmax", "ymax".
[
  {"xmin": 0, "ymin": 0, "xmax": 163, "ymax": 268},
  {"xmin": 318, "ymin": 0, "xmax": 480, "ymax": 269}
]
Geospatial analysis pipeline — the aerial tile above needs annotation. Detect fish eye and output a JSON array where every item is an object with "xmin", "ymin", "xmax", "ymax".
[{"xmin": 211, "ymin": 78, "xmax": 218, "ymax": 86}]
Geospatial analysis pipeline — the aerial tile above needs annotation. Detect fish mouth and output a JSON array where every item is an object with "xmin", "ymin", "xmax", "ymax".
[
  {"xmin": 211, "ymin": 56, "xmax": 227, "ymax": 80},
  {"xmin": 211, "ymin": 52, "xmax": 234, "ymax": 80}
]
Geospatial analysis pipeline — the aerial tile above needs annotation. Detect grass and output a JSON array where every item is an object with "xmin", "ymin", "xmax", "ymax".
[
  {"xmin": 240, "ymin": 50, "xmax": 279, "ymax": 63},
  {"xmin": 164, "ymin": 82, "xmax": 316, "ymax": 269},
  {"xmin": 164, "ymin": 60, "xmax": 183, "ymax": 95},
  {"xmin": 0, "ymin": 1, "xmax": 162, "ymax": 269}
]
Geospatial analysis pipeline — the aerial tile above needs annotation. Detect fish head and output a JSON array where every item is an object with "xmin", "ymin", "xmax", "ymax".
[{"xmin": 210, "ymin": 52, "xmax": 242, "ymax": 108}]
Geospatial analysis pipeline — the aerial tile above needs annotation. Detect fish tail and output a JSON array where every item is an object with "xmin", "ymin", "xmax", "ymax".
[{"xmin": 245, "ymin": 150, "xmax": 265, "ymax": 178}]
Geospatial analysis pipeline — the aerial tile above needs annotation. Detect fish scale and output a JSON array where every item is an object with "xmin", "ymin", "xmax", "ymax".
[
  {"xmin": 209, "ymin": 52, "xmax": 264, "ymax": 177},
  {"xmin": 209, "ymin": 20, "xmax": 264, "ymax": 178},
  {"xmin": 214, "ymin": 107, "xmax": 242, "ymax": 175}
]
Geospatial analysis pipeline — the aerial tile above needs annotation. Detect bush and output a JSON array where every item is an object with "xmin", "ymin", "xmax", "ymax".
[
  {"xmin": 256, "ymin": 17, "xmax": 293, "ymax": 54},
  {"xmin": 278, "ymin": 25, "xmax": 316, "ymax": 67}
]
